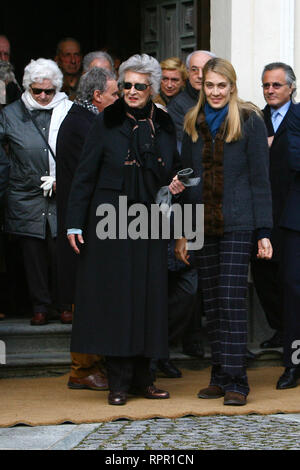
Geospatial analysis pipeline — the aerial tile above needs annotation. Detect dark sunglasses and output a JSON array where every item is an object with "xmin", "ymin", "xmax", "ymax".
[
  {"xmin": 122, "ymin": 82, "xmax": 151, "ymax": 91},
  {"xmin": 262, "ymin": 82, "xmax": 288, "ymax": 90},
  {"xmin": 30, "ymin": 86, "xmax": 56, "ymax": 95}
]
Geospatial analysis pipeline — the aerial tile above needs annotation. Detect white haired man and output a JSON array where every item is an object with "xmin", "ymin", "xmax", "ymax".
[{"xmin": 167, "ymin": 50, "xmax": 215, "ymax": 151}]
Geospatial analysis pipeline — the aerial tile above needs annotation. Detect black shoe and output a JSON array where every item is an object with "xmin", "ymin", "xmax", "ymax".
[
  {"xmin": 108, "ymin": 391, "xmax": 127, "ymax": 405},
  {"xmin": 276, "ymin": 367, "xmax": 300, "ymax": 390},
  {"xmin": 260, "ymin": 331, "xmax": 283, "ymax": 349},
  {"xmin": 157, "ymin": 359, "xmax": 182, "ymax": 378},
  {"xmin": 182, "ymin": 341, "xmax": 205, "ymax": 358}
]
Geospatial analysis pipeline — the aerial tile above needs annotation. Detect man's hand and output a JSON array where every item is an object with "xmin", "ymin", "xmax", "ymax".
[
  {"xmin": 68, "ymin": 233, "xmax": 84, "ymax": 254},
  {"xmin": 268, "ymin": 136, "xmax": 274, "ymax": 148}
]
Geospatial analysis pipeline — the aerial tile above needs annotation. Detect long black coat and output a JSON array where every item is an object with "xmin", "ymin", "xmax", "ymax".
[
  {"xmin": 262, "ymin": 103, "xmax": 296, "ymax": 260},
  {"xmin": 66, "ymin": 99, "xmax": 180, "ymax": 357},
  {"xmin": 56, "ymin": 103, "xmax": 97, "ymax": 305}
]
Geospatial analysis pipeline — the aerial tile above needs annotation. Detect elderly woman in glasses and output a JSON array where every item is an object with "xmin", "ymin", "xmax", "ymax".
[
  {"xmin": 0, "ymin": 58, "xmax": 72, "ymax": 325},
  {"xmin": 66, "ymin": 54, "xmax": 184, "ymax": 406}
]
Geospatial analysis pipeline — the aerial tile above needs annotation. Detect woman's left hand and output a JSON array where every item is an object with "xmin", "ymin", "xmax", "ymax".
[
  {"xmin": 257, "ymin": 238, "xmax": 273, "ymax": 260},
  {"xmin": 169, "ymin": 175, "xmax": 185, "ymax": 195},
  {"xmin": 174, "ymin": 237, "xmax": 190, "ymax": 266}
]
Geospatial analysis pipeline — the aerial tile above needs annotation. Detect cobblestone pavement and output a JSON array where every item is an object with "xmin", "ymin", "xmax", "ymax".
[{"xmin": 74, "ymin": 414, "xmax": 300, "ymax": 450}]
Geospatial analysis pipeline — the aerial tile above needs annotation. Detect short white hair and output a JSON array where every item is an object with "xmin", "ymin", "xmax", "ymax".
[
  {"xmin": 22, "ymin": 58, "xmax": 63, "ymax": 91},
  {"xmin": 118, "ymin": 54, "xmax": 162, "ymax": 96},
  {"xmin": 186, "ymin": 50, "xmax": 216, "ymax": 68}
]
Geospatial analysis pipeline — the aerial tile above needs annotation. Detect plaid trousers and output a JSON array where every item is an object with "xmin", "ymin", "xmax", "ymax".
[{"xmin": 196, "ymin": 231, "xmax": 253, "ymax": 396}]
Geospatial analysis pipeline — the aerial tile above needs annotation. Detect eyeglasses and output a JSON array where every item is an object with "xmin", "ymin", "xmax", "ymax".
[
  {"xmin": 262, "ymin": 82, "xmax": 288, "ymax": 90},
  {"xmin": 122, "ymin": 82, "xmax": 151, "ymax": 91},
  {"xmin": 30, "ymin": 86, "xmax": 56, "ymax": 95}
]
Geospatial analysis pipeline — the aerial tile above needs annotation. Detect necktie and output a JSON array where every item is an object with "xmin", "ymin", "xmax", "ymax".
[{"xmin": 272, "ymin": 111, "xmax": 281, "ymax": 133}]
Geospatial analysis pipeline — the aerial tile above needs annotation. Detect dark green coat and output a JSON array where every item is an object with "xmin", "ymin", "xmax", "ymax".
[{"xmin": 0, "ymin": 100, "xmax": 57, "ymax": 239}]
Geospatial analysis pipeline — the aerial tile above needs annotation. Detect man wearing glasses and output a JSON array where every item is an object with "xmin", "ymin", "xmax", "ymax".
[
  {"xmin": 167, "ymin": 50, "xmax": 215, "ymax": 152},
  {"xmin": 252, "ymin": 62, "xmax": 297, "ymax": 360}
]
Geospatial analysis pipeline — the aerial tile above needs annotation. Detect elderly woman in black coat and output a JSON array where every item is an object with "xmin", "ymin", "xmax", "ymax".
[{"xmin": 66, "ymin": 54, "xmax": 184, "ymax": 405}]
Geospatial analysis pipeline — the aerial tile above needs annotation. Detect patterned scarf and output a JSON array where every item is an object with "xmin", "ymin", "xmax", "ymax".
[
  {"xmin": 74, "ymin": 98, "xmax": 99, "ymax": 115},
  {"xmin": 123, "ymin": 100, "xmax": 167, "ymax": 205}
]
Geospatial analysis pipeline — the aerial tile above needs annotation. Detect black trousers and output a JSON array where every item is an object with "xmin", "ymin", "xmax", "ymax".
[
  {"xmin": 251, "ymin": 259, "xmax": 284, "ymax": 332},
  {"xmin": 19, "ymin": 227, "xmax": 57, "ymax": 314},
  {"xmin": 105, "ymin": 356, "xmax": 153, "ymax": 392},
  {"xmin": 168, "ymin": 267, "xmax": 199, "ymax": 345},
  {"xmin": 282, "ymin": 229, "xmax": 300, "ymax": 367}
]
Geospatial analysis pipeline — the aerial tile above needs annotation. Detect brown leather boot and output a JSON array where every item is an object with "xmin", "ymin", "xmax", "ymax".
[
  {"xmin": 224, "ymin": 391, "xmax": 247, "ymax": 406},
  {"xmin": 197, "ymin": 385, "xmax": 224, "ymax": 399}
]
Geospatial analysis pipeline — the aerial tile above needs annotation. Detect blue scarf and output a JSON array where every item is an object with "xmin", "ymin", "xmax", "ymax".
[{"xmin": 204, "ymin": 102, "xmax": 229, "ymax": 137}]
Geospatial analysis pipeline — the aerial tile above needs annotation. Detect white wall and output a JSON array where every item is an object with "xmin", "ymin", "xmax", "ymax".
[{"xmin": 210, "ymin": 0, "xmax": 298, "ymax": 108}]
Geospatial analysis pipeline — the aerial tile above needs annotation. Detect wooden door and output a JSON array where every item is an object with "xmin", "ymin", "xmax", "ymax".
[{"xmin": 141, "ymin": 0, "xmax": 210, "ymax": 61}]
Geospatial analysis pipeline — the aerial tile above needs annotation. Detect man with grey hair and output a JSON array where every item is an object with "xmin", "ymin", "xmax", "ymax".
[
  {"xmin": 55, "ymin": 67, "xmax": 118, "ymax": 391},
  {"xmin": 252, "ymin": 62, "xmax": 297, "ymax": 356},
  {"xmin": 0, "ymin": 36, "xmax": 22, "ymax": 106},
  {"xmin": 0, "ymin": 60, "xmax": 22, "ymax": 107},
  {"xmin": 167, "ymin": 50, "xmax": 215, "ymax": 150},
  {"xmin": 82, "ymin": 51, "xmax": 114, "ymax": 73},
  {"xmin": 166, "ymin": 50, "xmax": 215, "ymax": 361}
]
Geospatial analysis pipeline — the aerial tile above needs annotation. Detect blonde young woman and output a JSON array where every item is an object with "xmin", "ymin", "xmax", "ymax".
[{"xmin": 175, "ymin": 58, "xmax": 273, "ymax": 405}]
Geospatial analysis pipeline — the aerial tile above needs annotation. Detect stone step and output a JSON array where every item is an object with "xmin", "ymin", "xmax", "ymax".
[
  {"xmin": 0, "ymin": 315, "xmax": 283, "ymax": 379},
  {"xmin": 0, "ymin": 318, "xmax": 72, "ymax": 354},
  {"xmin": 0, "ymin": 318, "xmax": 72, "ymax": 378}
]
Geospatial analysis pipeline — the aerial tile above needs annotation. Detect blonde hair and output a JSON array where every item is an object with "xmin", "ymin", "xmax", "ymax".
[
  {"xmin": 160, "ymin": 57, "xmax": 188, "ymax": 82},
  {"xmin": 184, "ymin": 58, "xmax": 261, "ymax": 143}
]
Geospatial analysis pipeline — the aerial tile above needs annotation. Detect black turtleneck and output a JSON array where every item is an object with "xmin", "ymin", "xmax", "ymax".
[
  {"xmin": 185, "ymin": 80, "xmax": 199, "ymax": 101},
  {"xmin": 124, "ymin": 99, "xmax": 153, "ymax": 120}
]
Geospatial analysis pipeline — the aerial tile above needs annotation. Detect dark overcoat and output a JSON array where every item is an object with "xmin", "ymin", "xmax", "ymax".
[
  {"xmin": 280, "ymin": 102, "xmax": 300, "ymax": 366},
  {"xmin": 56, "ymin": 103, "xmax": 97, "ymax": 305},
  {"xmin": 262, "ymin": 103, "xmax": 296, "ymax": 260},
  {"xmin": 282, "ymin": 102, "xmax": 300, "ymax": 231},
  {"xmin": 180, "ymin": 111, "xmax": 273, "ymax": 233},
  {"xmin": 66, "ymin": 99, "xmax": 180, "ymax": 357}
]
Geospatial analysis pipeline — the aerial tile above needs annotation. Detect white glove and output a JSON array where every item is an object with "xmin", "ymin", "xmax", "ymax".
[{"xmin": 40, "ymin": 176, "xmax": 55, "ymax": 197}]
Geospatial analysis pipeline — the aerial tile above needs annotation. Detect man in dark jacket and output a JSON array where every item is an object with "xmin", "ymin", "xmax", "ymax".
[
  {"xmin": 252, "ymin": 62, "xmax": 297, "ymax": 350},
  {"xmin": 277, "ymin": 102, "xmax": 300, "ymax": 389},
  {"xmin": 167, "ymin": 50, "xmax": 215, "ymax": 152},
  {"xmin": 56, "ymin": 66, "xmax": 118, "ymax": 391},
  {"xmin": 165, "ymin": 51, "xmax": 215, "ymax": 368}
]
